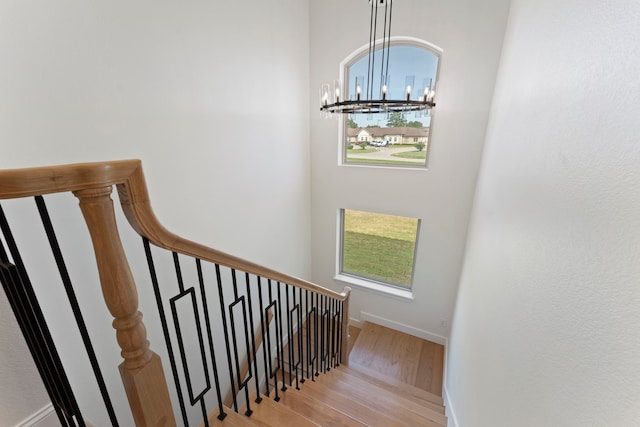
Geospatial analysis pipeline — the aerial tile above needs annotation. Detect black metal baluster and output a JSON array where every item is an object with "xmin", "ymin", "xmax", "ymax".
[
  {"xmin": 331, "ymin": 298, "xmax": 338, "ymax": 368},
  {"xmin": 285, "ymin": 284, "xmax": 293, "ymax": 387},
  {"xmin": 199, "ymin": 400, "xmax": 209, "ymax": 427},
  {"xmin": 327, "ymin": 297, "xmax": 334, "ymax": 370},
  {"xmin": 323, "ymin": 296, "xmax": 330, "ymax": 373},
  {"xmin": 320, "ymin": 295, "xmax": 325, "ymax": 374},
  {"xmin": 304, "ymin": 289, "xmax": 309, "ymax": 381},
  {"xmin": 143, "ymin": 239, "xmax": 189, "ymax": 426},
  {"xmin": 325, "ymin": 296, "xmax": 330, "ymax": 372},
  {"xmin": 338, "ymin": 299, "xmax": 342, "ymax": 366},
  {"xmin": 325, "ymin": 297, "xmax": 331, "ymax": 372},
  {"xmin": 0, "ymin": 253, "xmax": 74, "ymax": 425},
  {"xmin": 266, "ymin": 280, "xmax": 280, "ymax": 401},
  {"xmin": 196, "ymin": 259, "xmax": 226, "ymax": 421},
  {"xmin": 256, "ymin": 277, "xmax": 270, "ymax": 398},
  {"xmin": 228, "ymin": 269, "xmax": 252, "ymax": 416},
  {"xmin": 314, "ymin": 292, "xmax": 319, "ymax": 377},
  {"xmin": 214, "ymin": 264, "xmax": 239, "ymax": 412},
  {"xmin": 276, "ymin": 282, "xmax": 287, "ymax": 392},
  {"xmin": 289, "ymin": 285, "xmax": 300, "ymax": 390},
  {"xmin": 299, "ymin": 287, "xmax": 305, "ymax": 384},
  {"xmin": 171, "ymin": 254, "xmax": 213, "ymax": 427},
  {"xmin": 306, "ymin": 290, "xmax": 315, "ymax": 381},
  {"xmin": 328, "ymin": 298, "xmax": 334, "ymax": 369},
  {"xmin": 172, "ymin": 252, "xmax": 185, "ymax": 293},
  {"xmin": 244, "ymin": 273, "xmax": 262, "ymax": 403},
  {"xmin": 35, "ymin": 196, "xmax": 119, "ymax": 426},
  {"xmin": 0, "ymin": 204, "xmax": 84, "ymax": 426}
]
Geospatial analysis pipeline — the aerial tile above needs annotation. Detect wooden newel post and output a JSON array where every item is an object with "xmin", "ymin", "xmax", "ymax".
[
  {"xmin": 340, "ymin": 287, "xmax": 352, "ymax": 366},
  {"xmin": 74, "ymin": 186, "xmax": 176, "ymax": 427}
]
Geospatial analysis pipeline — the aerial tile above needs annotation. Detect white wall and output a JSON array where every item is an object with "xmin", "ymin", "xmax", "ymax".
[
  {"xmin": 0, "ymin": 1, "xmax": 310, "ymax": 425},
  {"xmin": 0, "ymin": 293, "xmax": 51, "ymax": 426},
  {"xmin": 446, "ymin": 0, "xmax": 640, "ymax": 425},
  {"xmin": 309, "ymin": 0, "xmax": 510, "ymax": 339}
]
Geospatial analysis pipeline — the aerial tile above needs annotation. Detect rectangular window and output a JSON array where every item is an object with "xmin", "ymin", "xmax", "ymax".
[{"xmin": 340, "ymin": 209, "xmax": 420, "ymax": 289}]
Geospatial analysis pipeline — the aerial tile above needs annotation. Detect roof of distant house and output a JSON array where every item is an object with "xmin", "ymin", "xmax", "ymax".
[{"xmin": 347, "ymin": 127, "xmax": 429, "ymax": 138}]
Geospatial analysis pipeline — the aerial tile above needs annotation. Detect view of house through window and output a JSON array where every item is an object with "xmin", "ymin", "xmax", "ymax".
[
  {"xmin": 341, "ymin": 209, "xmax": 420, "ymax": 289},
  {"xmin": 344, "ymin": 44, "xmax": 440, "ymax": 166}
]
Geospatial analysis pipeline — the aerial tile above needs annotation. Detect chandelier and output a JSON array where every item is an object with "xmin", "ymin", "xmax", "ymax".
[{"xmin": 320, "ymin": 0, "xmax": 436, "ymax": 115}]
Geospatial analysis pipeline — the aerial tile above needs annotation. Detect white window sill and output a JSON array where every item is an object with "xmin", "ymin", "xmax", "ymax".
[
  {"xmin": 334, "ymin": 274, "xmax": 414, "ymax": 302},
  {"xmin": 339, "ymin": 162, "xmax": 429, "ymax": 171}
]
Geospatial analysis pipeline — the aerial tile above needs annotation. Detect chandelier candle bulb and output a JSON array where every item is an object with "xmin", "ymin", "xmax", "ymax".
[{"xmin": 319, "ymin": 0, "xmax": 437, "ymax": 114}]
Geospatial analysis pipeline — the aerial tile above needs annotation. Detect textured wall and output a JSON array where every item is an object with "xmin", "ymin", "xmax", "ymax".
[
  {"xmin": 0, "ymin": 293, "xmax": 51, "ymax": 426},
  {"xmin": 0, "ymin": 1, "xmax": 311, "ymax": 424},
  {"xmin": 309, "ymin": 0, "xmax": 510, "ymax": 339},
  {"xmin": 446, "ymin": 0, "xmax": 640, "ymax": 425}
]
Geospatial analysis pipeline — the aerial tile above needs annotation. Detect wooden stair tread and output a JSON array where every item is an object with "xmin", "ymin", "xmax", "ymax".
[
  {"xmin": 241, "ymin": 393, "xmax": 320, "ymax": 427},
  {"xmin": 338, "ymin": 366, "xmax": 445, "ymax": 414},
  {"xmin": 349, "ymin": 322, "xmax": 444, "ymax": 397},
  {"xmin": 337, "ymin": 369, "xmax": 446, "ymax": 415},
  {"xmin": 326, "ymin": 367, "xmax": 447, "ymax": 425},
  {"xmin": 276, "ymin": 382, "xmax": 368, "ymax": 427},
  {"xmin": 294, "ymin": 376, "xmax": 407, "ymax": 427},
  {"xmin": 316, "ymin": 369, "xmax": 447, "ymax": 427},
  {"xmin": 346, "ymin": 362, "xmax": 444, "ymax": 405}
]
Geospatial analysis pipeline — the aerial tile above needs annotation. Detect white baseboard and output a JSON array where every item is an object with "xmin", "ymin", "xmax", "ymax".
[
  {"xmin": 443, "ymin": 385, "xmax": 460, "ymax": 427},
  {"xmin": 359, "ymin": 311, "xmax": 448, "ymax": 346},
  {"xmin": 349, "ymin": 316, "xmax": 363, "ymax": 328},
  {"xmin": 14, "ymin": 404, "xmax": 55, "ymax": 427}
]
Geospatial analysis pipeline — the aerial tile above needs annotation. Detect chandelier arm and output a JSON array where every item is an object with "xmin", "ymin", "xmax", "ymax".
[
  {"xmin": 379, "ymin": 1, "xmax": 389, "ymax": 98},
  {"xmin": 366, "ymin": 0, "xmax": 375, "ymax": 102},
  {"xmin": 320, "ymin": 0, "xmax": 436, "ymax": 116},
  {"xmin": 370, "ymin": 0, "xmax": 380, "ymax": 100},
  {"xmin": 385, "ymin": 0, "xmax": 393, "ymax": 88}
]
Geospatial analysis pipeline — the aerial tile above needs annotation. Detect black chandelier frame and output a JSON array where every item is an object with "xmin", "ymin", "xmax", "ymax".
[{"xmin": 320, "ymin": 0, "xmax": 436, "ymax": 115}]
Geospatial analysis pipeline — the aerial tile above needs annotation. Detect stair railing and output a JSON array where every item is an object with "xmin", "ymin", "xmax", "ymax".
[{"xmin": 0, "ymin": 160, "xmax": 351, "ymax": 426}]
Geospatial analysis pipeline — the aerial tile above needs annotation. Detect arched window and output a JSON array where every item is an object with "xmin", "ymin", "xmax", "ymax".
[{"xmin": 342, "ymin": 38, "xmax": 441, "ymax": 167}]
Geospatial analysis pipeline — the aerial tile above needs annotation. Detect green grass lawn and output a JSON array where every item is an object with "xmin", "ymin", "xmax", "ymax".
[{"xmin": 342, "ymin": 210, "xmax": 418, "ymax": 288}]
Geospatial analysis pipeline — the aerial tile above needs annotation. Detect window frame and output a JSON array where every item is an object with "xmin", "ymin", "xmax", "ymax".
[
  {"xmin": 338, "ymin": 36, "xmax": 443, "ymax": 169},
  {"xmin": 335, "ymin": 208, "xmax": 421, "ymax": 300}
]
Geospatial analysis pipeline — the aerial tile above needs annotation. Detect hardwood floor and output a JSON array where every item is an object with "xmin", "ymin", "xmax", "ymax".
[
  {"xmin": 221, "ymin": 320, "xmax": 448, "ymax": 426},
  {"xmin": 348, "ymin": 321, "xmax": 444, "ymax": 396}
]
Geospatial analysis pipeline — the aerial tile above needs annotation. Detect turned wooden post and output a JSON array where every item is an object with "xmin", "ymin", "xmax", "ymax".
[
  {"xmin": 340, "ymin": 287, "xmax": 352, "ymax": 366},
  {"xmin": 74, "ymin": 186, "xmax": 175, "ymax": 427}
]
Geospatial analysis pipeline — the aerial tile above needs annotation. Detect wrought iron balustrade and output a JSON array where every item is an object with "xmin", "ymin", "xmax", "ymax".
[{"xmin": 0, "ymin": 160, "xmax": 350, "ymax": 426}]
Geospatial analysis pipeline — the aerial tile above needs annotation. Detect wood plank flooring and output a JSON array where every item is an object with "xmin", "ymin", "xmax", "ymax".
[
  {"xmin": 213, "ymin": 320, "xmax": 447, "ymax": 426},
  {"xmin": 348, "ymin": 321, "xmax": 444, "ymax": 396}
]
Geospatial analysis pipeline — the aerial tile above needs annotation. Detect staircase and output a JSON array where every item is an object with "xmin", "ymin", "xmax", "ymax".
[
  {"xmin": 0, "ymin": 160, "xmax": 446, "ymax": 426},
  {"xmin": 204, "ymin": 324, "xmax": 447, "ymax": 426}
]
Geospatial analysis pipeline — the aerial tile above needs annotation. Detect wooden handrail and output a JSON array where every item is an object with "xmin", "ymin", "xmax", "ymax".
[
  {"xmin": 0, "ymin": 160, "xmax": 351, "ymax": 425},
  {"xmin": 0, "ymin": 160, "xmax": 348, "ymax": 301}
]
